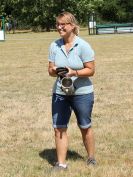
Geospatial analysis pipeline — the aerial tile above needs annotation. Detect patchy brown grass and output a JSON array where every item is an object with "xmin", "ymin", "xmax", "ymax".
[{"xmin": 0, "ymin": 31, "xmax": 133, "ymax": 177}]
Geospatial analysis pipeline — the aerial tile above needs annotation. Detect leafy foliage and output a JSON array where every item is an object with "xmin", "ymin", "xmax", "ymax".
[{"xmin": 0, "ymin": 0, "xmax": 133, "ymax": 31}]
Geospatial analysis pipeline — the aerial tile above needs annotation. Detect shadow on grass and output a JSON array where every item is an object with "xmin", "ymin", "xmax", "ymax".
[{"xmin": 39, "ymin": 148, "xmax": 84, "ymax": 165}]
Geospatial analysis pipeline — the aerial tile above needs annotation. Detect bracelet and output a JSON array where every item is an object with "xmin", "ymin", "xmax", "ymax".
[{"xmin": 75, "ymin": 70, "xmax": 78, "ymax": 77}]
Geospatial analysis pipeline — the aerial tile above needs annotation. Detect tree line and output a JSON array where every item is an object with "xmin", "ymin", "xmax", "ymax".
[{"xmin": 0, "ymin": 0, "xmax": 133, "ymax": 31}]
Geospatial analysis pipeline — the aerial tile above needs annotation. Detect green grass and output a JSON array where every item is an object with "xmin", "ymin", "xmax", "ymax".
[{"xmin": 0, "ymin": 31, "xmax": 133, "ymax": 177}]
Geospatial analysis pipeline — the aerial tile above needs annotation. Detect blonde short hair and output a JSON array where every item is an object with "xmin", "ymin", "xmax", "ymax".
[{"xmin": 56, "ymin": 11, "xmax": 80, "ymax": 36}]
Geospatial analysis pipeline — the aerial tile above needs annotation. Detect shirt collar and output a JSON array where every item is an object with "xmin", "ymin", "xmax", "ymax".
[{"xmin": 57, "ymin": 36, "xmax": 79, "ymax": 48}]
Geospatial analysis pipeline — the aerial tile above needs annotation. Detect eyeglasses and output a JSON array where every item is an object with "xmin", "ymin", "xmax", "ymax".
[{"xmin": 56, "ymin": 23, "xmax": 70, "ymax": 28}]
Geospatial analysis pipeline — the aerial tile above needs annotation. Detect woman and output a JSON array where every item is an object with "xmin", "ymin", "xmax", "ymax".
[{"xmin": 48, "ymin": 11, "xmax": 96, "ymax": 170}]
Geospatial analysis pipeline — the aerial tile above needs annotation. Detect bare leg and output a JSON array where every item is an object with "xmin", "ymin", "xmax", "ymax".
[
  {"xmin": 54, "ymin": 128, "xmax": 68, "ymax": 164},
  {"xmin": 80, "ymin": 127, "xmax": 95, "ymax": 158}
]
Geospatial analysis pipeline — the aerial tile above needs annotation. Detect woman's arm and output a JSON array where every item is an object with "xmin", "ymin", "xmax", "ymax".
[{"xmin": 67, "ymin": 61, "xmax": 95, "ymax": 77}]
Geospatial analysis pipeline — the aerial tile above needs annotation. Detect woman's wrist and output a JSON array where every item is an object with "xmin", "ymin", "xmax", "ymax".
[{"xmin": 75, "ymin": 70, "xmax": 78, "ymax": 77}]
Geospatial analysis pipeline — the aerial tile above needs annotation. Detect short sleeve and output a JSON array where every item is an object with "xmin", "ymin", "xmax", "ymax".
[
  {"xmin": 80, "ymin": 42, "xmax": 95, "ymax": 63},
  {"xmin": 48, "ymin": 42, "xmax": 56, "ymax": 62}
]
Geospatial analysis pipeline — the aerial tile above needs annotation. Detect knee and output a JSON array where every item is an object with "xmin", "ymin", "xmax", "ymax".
[
  {"xmin": 81, "ymin": 127, "xmax": 93, "ymax": 137},
  {"xmin": 54, "ymin": 128, "xmax": 67, "ymax": 138}
]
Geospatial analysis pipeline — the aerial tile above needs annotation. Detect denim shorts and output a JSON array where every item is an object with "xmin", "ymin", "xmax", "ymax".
[{"xmin": 52, "ymin": 93, "xmax": 94, "ymax": 129}]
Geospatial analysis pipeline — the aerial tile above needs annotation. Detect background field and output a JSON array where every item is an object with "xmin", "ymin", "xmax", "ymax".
[{"xmin": 0, "ymin": 31, "xmax": 133, "ymax": 177}]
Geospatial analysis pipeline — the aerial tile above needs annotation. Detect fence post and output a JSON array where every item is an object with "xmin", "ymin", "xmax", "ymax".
[
  {"xmin": 0, "ymin": 16, "xmax": 5, "ymax": 41},
  {"xmin": 88, "ymin": 12, "xmax": 96, "ymax": 35}
]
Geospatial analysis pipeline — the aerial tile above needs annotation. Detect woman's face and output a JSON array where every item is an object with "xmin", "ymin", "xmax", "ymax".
[{"xmin": 56, "ymin": 18, "xmax": 74, "ymax": 38}]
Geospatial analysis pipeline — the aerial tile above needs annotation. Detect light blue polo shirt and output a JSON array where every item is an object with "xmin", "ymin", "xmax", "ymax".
[{"xmin": 48, "ymin": 36, "xmax": 95, "ymax": 95}]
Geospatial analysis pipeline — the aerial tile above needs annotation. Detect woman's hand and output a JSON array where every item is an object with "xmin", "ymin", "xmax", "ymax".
[
  {"xmin": 48, "ymin": 62, "xmax": 57, "ymax": 77},
  {"xmin": 66, "ymin": 67, "xmax": 77, "ymax": 77},
  {"xmin": 52, "ymin": 66, "xmax": 57, "ymax": 71}
]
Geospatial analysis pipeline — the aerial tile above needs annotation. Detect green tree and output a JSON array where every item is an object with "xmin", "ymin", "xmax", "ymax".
[
  {"xmin": 117, "ymin": 0, "xmax": 133, "ymax": 22},
  {"xmin": 0, "ymin": 0, "xmax": 133, "ymax": 30}
]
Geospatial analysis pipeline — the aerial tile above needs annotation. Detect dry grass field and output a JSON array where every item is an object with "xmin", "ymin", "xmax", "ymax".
[{"xmin": 0, "ymin": 30, "xmax": 133, "ymax": 177}]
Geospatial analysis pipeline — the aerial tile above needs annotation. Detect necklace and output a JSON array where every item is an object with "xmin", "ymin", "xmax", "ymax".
[
  {"xmin": 64, "ymin": 35, "xmax": 76, "ymax": 53},
  {"xmin": 65, "ymin": 42, "xmax": 73, "ymax": 53}
]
